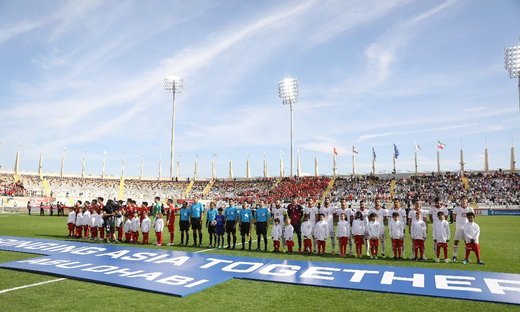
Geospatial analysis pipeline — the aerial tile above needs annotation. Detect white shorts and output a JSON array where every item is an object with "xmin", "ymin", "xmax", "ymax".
[{"xmin": 455, "ymin": 228, "xmax": 465, "ymax": 241}]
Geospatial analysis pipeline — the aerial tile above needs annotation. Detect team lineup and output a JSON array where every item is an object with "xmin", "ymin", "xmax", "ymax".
[{"xmin": 65, "ymin": 195, "xmax": 483, "ymax": 265}]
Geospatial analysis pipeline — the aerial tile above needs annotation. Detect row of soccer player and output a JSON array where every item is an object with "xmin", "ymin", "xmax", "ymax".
[{"xmin": 65, "ymin": 195, "xmax": 483, "ymax": 264}]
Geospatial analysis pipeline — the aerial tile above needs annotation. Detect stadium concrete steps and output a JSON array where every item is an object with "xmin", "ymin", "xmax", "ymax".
[
  {"xmin": 118, "ymin": 178, "xmax": 125, "ymax": 200},
  {"xmin": 183, "ymin": 180, "xmax": 195, "ymax": 197},
  {"xmin": 319, "ymin": 177, "xmax": 336, "ymax": 203},
  {"xmin": 390, "ymin": 179, "xmax": 397, "ymax": 198},
  {"xmin": 202, "ymin": 179, "xmax": 216, "ymax": 196}
]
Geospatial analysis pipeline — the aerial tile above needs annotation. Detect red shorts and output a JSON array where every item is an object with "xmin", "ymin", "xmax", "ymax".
[
  {"xmin": 354, "ymin": 235, "xmax": 364, "ymax": 245},
  {"xmin": 67, "ymin": 223, "xmax": 74, "ymax": 231},
  {"xmin": 465, "ymin": 242, "xmax": 480, "ymax": 252},
  {"xmin": 339, "ymin": 237, "xmax": 348, "ymax": 245}
]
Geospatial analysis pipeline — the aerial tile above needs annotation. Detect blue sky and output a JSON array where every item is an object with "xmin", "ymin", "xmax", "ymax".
[{"xmin": 0, "ymin": 0, "xmax": 519, "ymax": 179}]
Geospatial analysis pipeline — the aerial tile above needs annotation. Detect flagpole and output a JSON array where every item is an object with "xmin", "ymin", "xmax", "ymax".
[
  {"xmin": 158, "ymin": 153, "xmax": 162, "ymax": 180},
  {"xmin": 38, "ymin": 150, "xmax": 43, "ymax": 179},
  {"xmin": 332, "ymin": 154, "xmax": 337, "ymax": 177},
  {"xmin": 414, "ymin": 151, "xmax": 418, "ymax": 174},
  {"xmin": 194, "ymin": 156, "xmax": 198, "ymax": 180},
  {"xmin": 212, "ymin": 155, "xmax": 216, "ymax": 179},
  {"xmin": 279, "ymin": 152, "xmax": 284, "ymax": 178},
  {"xmin": 14, "ymin": 145, "xmax": 20, "ymax": 178},
  {"xmin": 229, "ymin": 160, "xmax": 234, "ymax": 180},
  {"xmin": 176, "ymin": 154, "xmax": 180, "ymax": 181},
  {"xmin": 296, "ymin": 150, "xmax": 302, "ymax": 178},
  {"xmin": 246, "ymin": 156, "xmax": 250, "ymax": 179},
  {"xmin": 352, "ymin": 153, "xmax": 356, "ymax": 176},
  {"xmin": 484, "ymin": 146, "xmax": 489, "ymax": 172},
  {"xmin": 140, "ymin": 155, "xmax": 144, "ymax": 180},
  {"xmin": 60, "ymin": 148, "xmax": 66, "ymax": 178},
  {"xmin": 314, "ymin": 157, "xmax": 319, "ymax": 177},
  {"xmin": 392, "ymin": 153, "xmax": 396, "ymax": 174},
  {"xmin": 121, "ymin": 153, "xmax": 125, "ymax": 178},
  {"xmin": 81, "ymin": 151, "xmax": 86, "ymax": 179},
  {"xmin": 436, "ymin": 151, "xmax": 441, "ymax": 174},
  {"xmin": 460, "ymin": 148, "xmax": 465, "ymax": 172},
  {"xmin": 511, "ymin": 138, "xmax": 516, "ymax": 173},
  {"xmin": 372, "ymin": 148, "xmax": 376, "ymax": 175},
  {"xmin": 101, "ymin": 151, "xmax": 106, "ymax": 180}
]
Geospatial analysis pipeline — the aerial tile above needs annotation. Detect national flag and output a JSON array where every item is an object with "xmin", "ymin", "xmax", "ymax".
[
  {"xmin": 333, "ymin": 147, "xmax": 338, "ymax": 156},
  {"xmin": 352, "ymin": 146, "xmax": 359, "ymax": 154},
  {"xmin": 414, "ymin": 143, "xmax": 422, "ymax": 151},
  {"xmin": 437, "ymin": 140, "xmax": 446, "ymax": 150},
  {"xmin": 372, "ymin": 147, "xmax": 377, "ymax": 160},
  {"xmin": 393, "ymin": 144, "xmax": 399, "ymax": 159}
]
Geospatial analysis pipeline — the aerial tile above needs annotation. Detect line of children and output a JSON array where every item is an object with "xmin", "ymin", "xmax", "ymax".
[{"xmin": 62, "ymin": 197, "xmax": 485, "ymax": 265}]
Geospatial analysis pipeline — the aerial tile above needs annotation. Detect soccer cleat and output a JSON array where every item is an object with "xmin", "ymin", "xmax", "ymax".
[
  {"xmin": 477, "ymin": 261, "xmax": 485, "ymax": 265},
  {"xmin": 381, "ymin": 253, "xmax": 385, "ymax": 258},
  {"xmin": 452, "ymin": 256, "xmax": 457, "ymax": 262},
  {"xmin": 462, "ymin": 260, "xmax": 468, "ymax": 264},
  {"xmin": 208, "ymin": 244, "xmax": 213, "ymax": 248},
  {"xmin": 167, "ymin": 243, "xmax": 174, "ymax": 246},
  {"xmin": 435, "ymin": 258, "xmax": 440, "ymax": 263},
  {"xmin": 444, "ymin": 259, "xmax": 450, "ymax": 263}
]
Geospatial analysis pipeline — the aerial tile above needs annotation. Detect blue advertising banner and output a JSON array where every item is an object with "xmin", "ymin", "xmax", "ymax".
[
  {"xmin": 488, "ymin": 209, "xmax": 520, "ymax": 216},
  {"xmin": 0, "ymin": 236, "xmax": 519, "ymax": 304}
]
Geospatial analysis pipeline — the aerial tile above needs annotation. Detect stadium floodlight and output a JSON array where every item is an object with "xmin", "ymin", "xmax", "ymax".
[
  {"xmin": 505, "ymin": 44, "xmax": 520, "ymax": 112},
  {"xmin": 164, "ymin": 76, "xmax": 184, "ymax": 179},
  {"xmin": 278, "ymin": 77, "xmax": 299, "ymax": 177}
]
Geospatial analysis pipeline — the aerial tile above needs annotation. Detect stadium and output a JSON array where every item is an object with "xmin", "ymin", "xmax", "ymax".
[{"xmin": 1, "ymin": 1, "xmax": 520, "ymax": 311}]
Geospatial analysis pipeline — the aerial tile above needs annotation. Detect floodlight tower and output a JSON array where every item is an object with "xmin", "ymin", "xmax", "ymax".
[
  {"xmin": 278, "ymin": 77, "xmax": 299, "ymax": 177},
  {"xmin": 505, "ymin": 43, "xmax": 520, "ymax": 112},
  {"xmin": 164, "ymin": 76, "xmax": 184, "ymax": 179}
]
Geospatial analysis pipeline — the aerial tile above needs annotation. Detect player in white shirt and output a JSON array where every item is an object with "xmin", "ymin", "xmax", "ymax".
[
  {"xmin": 271, "ymin": 218, "xmax": 283, "ymax": 252},
  {"xmin": 429, "ymin": 197, "xmax": 449, "ymax": 256},
  {"xmin": 463, "ymin": 212, "xmax": 484, "ymax": 265},
  {"xmin": 301, "ymin": 214, "xmax": 314, "ymax": 254},
  {"xmin": 389, "ymin": 211, "xmax": 405, "ymax": 260},
  {"xmin": 314, "ymin": 214, "xmax": 329, "ymax": 255},
  {"xmin": 433, "ymin": 211, "xmax": 451, "ymax": 263},
  {"xmin": 368, "ymin": 198, "xmax": 388, "ymax": 257},
  {"xmin": 351, "ymin": 211, "xmax": 366, "ymax": 258},
  {"xmin": 66, "ymin": 208, "xmax": 76, "ymax": 237},
  {"xmin": 271, "ymin": 200, "xmax": 287, "ymax": 226},
  {"xmin": 89, "ymin": 208, "xmax": 98, "ymax": 240},
  {"xmin": 319, "ymin": 199, "xmax": 336, "ymax": 254},
  {"xmin": 411, "ymin": 211, "xmax": 427, "ymax": 261},
  {"xmin": 154, "ymin": 212, "xmax": 165, "ymax": 246},
  {"xmin": 337, "ymin": 199, "xmax": 354, "ymax": 255},
  {"xmin": 452, "ymin": 195, "xmax": 474, "ymax": 262},
  {"xmin": 141, "ymin": 212, "xmax": 151, "ymax": 244},
  {"xmin": 303, "ymin": 198, "xmax": 319, "ymax": 252},
  {"xmin": 336, "ymin": 213, "xmax": 351, "ymax": 257},
  {"xmin": 283, "ymin": 218, "xmax": 295, "ymax": 253}
]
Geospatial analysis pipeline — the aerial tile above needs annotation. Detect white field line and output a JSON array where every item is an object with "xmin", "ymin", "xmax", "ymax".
[{"xmin": 0, "ymin": 278, "xmax": 66, "ymax": 294}]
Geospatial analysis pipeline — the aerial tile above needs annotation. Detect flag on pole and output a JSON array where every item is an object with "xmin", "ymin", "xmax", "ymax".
[
  {"xmin": 393, "ymin": 144, "xmax": 399, "ymax": 159},
  {"xmin": 333, "ymin": 147, "xmax": 338, "ymax": 156},
  {"xmin": 352, "ymin": 146, "xmax": 359, "ymax": 155},
  {"xmin": 414, "ymin": 143, "xmax": 422, "ymax": 151},
  {"xmin": 437, "ymin": 140, "xmax": 446, "ymax": 150},
  {"xmin": 372, "ymin": 147, "xmax": 377, "ymax": 160}
]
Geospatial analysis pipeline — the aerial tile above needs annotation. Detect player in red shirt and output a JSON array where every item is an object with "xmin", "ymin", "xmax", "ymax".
[
  {"xmin": 286, "ymin": 197, "xmax": 304, "ymax": 253},
  {"xmin": 166, "ymin": 199, "xmax": 178, "ymax": 246}
]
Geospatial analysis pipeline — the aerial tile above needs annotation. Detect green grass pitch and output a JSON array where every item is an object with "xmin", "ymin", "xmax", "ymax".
[{"xmin": 0, "ymin": 214, "xmax": 519, "ymax": 311}]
